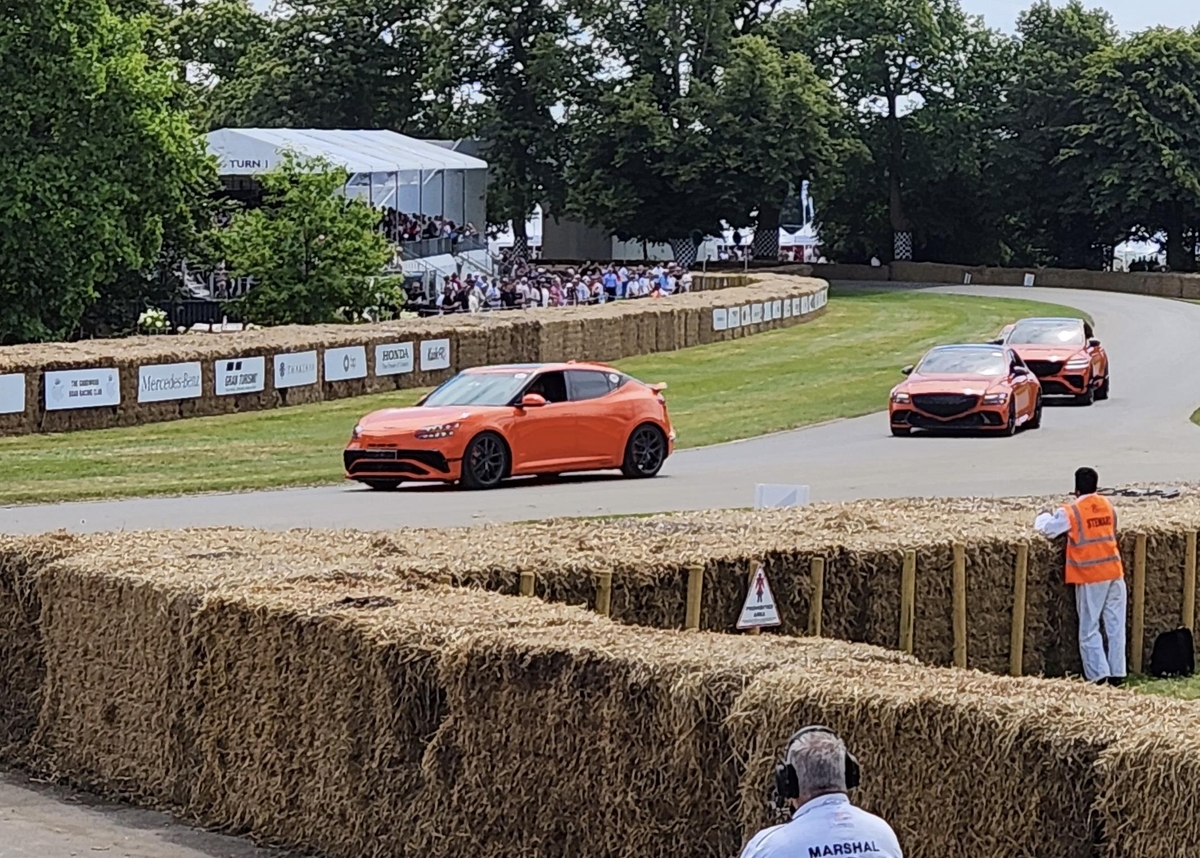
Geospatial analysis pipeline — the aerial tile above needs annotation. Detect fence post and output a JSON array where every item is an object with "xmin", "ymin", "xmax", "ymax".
[
  {"xmin": 899, "ymin": 550, "xmax": 916, "ymax": 655},
  {"xmin": 1184, "ymin": 532, "xmax": 1197, "ymax": 632},
  {"xmin": 952, "ymin": 543, "xmax": 968, "ymax": 669},
  {"xmin": 685, "ymin": 564, "xmax": 704, "ymax": 631},
  {"xmin": 808, "ymin": 557, "xmax": 825, "ymax": 637},
  {"xmin": 519, "ymin": 570, "xmax": 535, "ymax": 597},
  {"xmin": 1131, "ymin": 534, "xmax": 1147, "ymax": 675},
  {"xmin": 596, "ymin": 570, "xmax": 613, "ymax": 618},
  {"xmin": 1010, "ymin": 543, "xmax": 1029, "ymax": 677}
]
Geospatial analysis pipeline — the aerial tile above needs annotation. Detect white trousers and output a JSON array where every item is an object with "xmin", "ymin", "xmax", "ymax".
[{"xmin": 1075, "ymin": 578, "xmax": 1128, "ymax": 681}]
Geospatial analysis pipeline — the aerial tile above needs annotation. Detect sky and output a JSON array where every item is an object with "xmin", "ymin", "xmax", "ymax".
[{"xmin": 963, "ymin": 0, "xmax": 1198, "ymax": 33}]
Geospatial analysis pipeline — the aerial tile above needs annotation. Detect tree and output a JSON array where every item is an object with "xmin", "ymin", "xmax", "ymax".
[
  {"xmin": 441, "ymin": 0, "xmax": 597, "ymax": 257},
  {"xmin": 0, "ymin": 0, "xmax": 213, "ymax": 343},
  {"xmin": 1065, "ymin": 27, "xmax": 1200, "ymax": 271},
  {"xmin": 1003, "ymin": 0, "xmax": 1118, "ymax": 267},
  {"xmin": 688, "ymin": 34, "xmax": 847, "ymax": 258},
  {"xmin": 222, "ymin": 154, "xmax": 395, "ymax": 325}
]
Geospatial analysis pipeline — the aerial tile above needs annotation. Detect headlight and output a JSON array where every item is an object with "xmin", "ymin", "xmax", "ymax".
[
  {"xmin": 1065, "ymin": 357, "xmax": 1090, "ymax": 370},
  {"xmin": 891, "ymin": 392, "xmax": 910, "ymax": 404},
  {"xmin": 983, "ymin": 392, "xmax": 1008, "ymax": 405},
  {"xmin": 415, "ymin": 421, "xmax": 461, "ymax": 439},
  {"xmin": 351, "ymin": 424, "xmax": 363, "ymax": 439}
]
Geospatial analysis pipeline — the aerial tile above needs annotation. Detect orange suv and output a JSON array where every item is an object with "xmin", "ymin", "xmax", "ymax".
[{"xmin": 996, "ymin": 317, "xmax": 1109, "ymax": 405}]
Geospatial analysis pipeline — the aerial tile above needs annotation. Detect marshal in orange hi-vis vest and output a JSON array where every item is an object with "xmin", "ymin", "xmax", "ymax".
[{"xmin": 1061, "ymin": 494, "xmax": 1124, "ymax": 585}]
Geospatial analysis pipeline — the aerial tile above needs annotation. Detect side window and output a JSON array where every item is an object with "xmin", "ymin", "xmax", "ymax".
[
  {"xmin": 526, "ymin": 371, "xmax": 568, "ymax": 403},
  {"xmin": 566, "ymin": 370, "xmax": 613, "ymax": 402}
]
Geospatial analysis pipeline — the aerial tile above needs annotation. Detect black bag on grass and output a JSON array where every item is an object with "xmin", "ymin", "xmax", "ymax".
[{"xmin": 1150, "ymin": 627, "xmax": 1195, "ymax": 678}]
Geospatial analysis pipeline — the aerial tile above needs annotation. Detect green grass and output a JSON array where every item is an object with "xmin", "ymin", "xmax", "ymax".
[
  {"xmin": 1126, "ymin": 674, "xmax": 1200, "ymax": 700},
  {"xmin": 0, "ymin": 290, "xmax": 1083, "ymax": 506},
  {"xmin": 1192, "ymin": 406, "xmax": 1200, "ymax": 426}
]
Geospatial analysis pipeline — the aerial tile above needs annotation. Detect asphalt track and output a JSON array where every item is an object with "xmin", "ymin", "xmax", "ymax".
[
  {"xmin": 4, "ymin": 283, "xmax": 1200, "ymax": 537},
  {"xmin": 2, "ymin": 282, "xmax": 1200, "ymax": 856}
]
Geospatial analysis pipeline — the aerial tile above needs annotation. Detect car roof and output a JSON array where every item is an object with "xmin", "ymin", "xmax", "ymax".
[
  {"xmin": 1012, "ymin": 316, "xmax": 1084, "ymax": 324},
  {"xmin": 463, "ymin": 361, "xmax": 617, "ymax": 374},
  {"xmin": 926, "ymin": 343, "xmax": 1008, "ymax": 352}
]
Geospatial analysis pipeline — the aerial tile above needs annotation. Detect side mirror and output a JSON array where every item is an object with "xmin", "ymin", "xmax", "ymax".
[
  {"xmin": 1088, "ymin": 338, "xmax": 1101, "ymax": 348},
  {"xmin": 988, "ymin": 338, "xmax": 1004, "ymax": 346},
  {"xmin": 519, "ymin": 393, "xmax": 547, "ymax": 408},
  {"xmin": 901, "ymin": 365, "xmax": 914, "ymax": 376}
]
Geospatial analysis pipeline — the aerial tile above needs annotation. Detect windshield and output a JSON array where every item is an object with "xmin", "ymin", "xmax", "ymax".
[
  {"xmin": 917, "ymin": 348, "xmax": 1008, "ymax": 376},
  {"xmin": 422, "ymin": 371, "xmax": 530, "ymax": 407},
  {"xmin": 1006, "ymin": 319, "xmax": 1084, "ymax": 346}
]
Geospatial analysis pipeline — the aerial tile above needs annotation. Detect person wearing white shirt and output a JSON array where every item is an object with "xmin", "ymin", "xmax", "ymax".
[
  {"xmin": 679, "ymin": 271, "xmax": 693, "ymax": 292},
  {"xmin": 740, "ymin": 727, "xmax": 902, "ymax": 858},
  {"xmin": 1033, "ymin": 467, "xmax": 1127, "ymax": 686}
]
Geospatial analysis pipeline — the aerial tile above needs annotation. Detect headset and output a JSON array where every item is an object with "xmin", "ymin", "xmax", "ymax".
[{"xmin": 772, "ymin": 725, "xmax": 861, "ymax": 806}]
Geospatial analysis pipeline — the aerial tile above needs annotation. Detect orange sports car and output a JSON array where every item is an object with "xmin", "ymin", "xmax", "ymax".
[
  {"xmin": 995, "ymin": 317, "xmax": 1109, "ymax": 404},
  {"xmin": 889, "ymin": 344, "xmax": 1042, "ymax": 436},
  {"xmin": 343, "ymin": 362, "xmax": 675, "ymax": 490}
]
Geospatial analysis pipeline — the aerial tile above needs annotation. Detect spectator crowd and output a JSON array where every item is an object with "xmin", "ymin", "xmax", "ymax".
[
  {"xmin": 408, "ymin": 262, "xmax": 695, "ymax": 315},
  {"xmin": 380, "ymin": 208, "xmax": 479, "ymax": 246}
]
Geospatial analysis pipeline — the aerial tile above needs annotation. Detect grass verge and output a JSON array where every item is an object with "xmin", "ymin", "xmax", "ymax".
[
  {"xmin": 1, "ymin": 290, "xmax": 1084, "ymax": 506},
  {"xmin": 1127, "ymin": 675, "xmax": 1200, "ymax": 700}
]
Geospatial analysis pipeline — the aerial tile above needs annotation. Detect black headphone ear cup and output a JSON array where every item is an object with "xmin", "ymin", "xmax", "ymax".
[
  {"xmin": 773, "ymin": 762, "xmax": 800, "ymax": 801},
  {"xmin": 844, "ymin": 750, "xmax": 861, "ymax": 790}
]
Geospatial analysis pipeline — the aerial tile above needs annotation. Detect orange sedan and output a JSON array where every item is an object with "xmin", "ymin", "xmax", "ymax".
[
  {"xmin": 997, "ymin": 317, "xmax": 1109, "ymax": 404},
  {"xmin": 343, "ymin": 362, "xmax": 675, "ymax": 490},
  {"xmin": 889, "ymin": 344, "xmax": 1042, "ymax": 436}
]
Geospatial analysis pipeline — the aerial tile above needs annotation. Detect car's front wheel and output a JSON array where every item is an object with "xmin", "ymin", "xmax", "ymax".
[
  {"xmin": 622, "ymin": 424, "xmax": 667, "ymax": 478},
  {"xmin": 891, "ymin": 426, "xmax": 911, "ymax": 437},
  {"xmin": 461, "ymin": 432, "xmax": 509, "ymax": 490},
  {"xmin": 1004, "ymin": 402, "xmax": 1018, "ymax": 436},
  {"xmin": 1095, "ymin": 375, "xmax": 1110, "ymax": 401},
  {"xmin": 1027, "ymin": 394, "xmax": 1043, "ymax": 430},
  {"xmin": 1075, "ymin": 384, "xmax": 1095, "ymax": 406},
  {"xmin": 363, "ymin": 479, "xmax": 401, "ymax": 491}
]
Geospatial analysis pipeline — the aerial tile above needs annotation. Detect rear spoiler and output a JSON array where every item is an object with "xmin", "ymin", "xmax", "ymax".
[{"xmin": 647, "ymin": 382, "xmax": 668, "ymax": 393}]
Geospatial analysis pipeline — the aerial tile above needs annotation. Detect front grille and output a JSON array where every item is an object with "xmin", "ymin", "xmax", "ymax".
[
  {"xmin": 907, "ymin": 411, "xmax": 1002, "ymax": 430},
  {"xmin": 1025, "ymin": 360, "xmax": 1063, "ymax": 377},
  {"xmin": 911, "ymin": 393, "xmax": 980, "ymax": 418},
  {"xmin": 344, "ymin": 449, "xmax": 451, "ymax": 474},
  {"xmin": 1041, "ymin": 377, "xmax": 1085, "ymax": 396}
]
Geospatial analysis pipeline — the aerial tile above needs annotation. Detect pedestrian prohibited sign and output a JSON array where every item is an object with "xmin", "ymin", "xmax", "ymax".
[{"xmin": 737, "ymin": 564, "xmax": 781, "ymax": 630}]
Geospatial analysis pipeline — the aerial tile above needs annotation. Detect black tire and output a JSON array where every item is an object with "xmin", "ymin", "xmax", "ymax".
[
  {"xmin": 1003, "ymin": 402, "xmax": 1017, "ymax": 436},
  {"xmin": 1027, "ymin": 394, "xmax": 1043, "ymax": 430},
  {"xmin": 461, "ymin": 432, "xmax": 509, "ymax": 490},
  {"xmin": 363, "ymin": 479, "xmax": 401, "ymax": 491},
  {"xmin": 621, "ymin": 424, "xmax": 667, "ymax": 479},
  {"xmin": 1095, "ymin": 375, "xmax": 1110, "ymax": 401},
  {"xmin": 891, "ymin": 426, "xmax": 911, "ymax": 437},
  {"xmin": 1075, "ymin": 384, "xmax": 1095, "ymax": 406}
]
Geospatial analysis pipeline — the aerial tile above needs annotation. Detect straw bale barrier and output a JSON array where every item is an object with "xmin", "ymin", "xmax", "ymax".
[
  {"xmin": 3, "ymin": 528, "xmax": 1200, "ymax": 858},
  {"xmin": 0, "ymin": 273, "xmax": 826, "ymax": 437}
]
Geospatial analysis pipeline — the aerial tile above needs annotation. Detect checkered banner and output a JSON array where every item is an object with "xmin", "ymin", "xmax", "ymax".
[
  {"xmin": 669, "ymin": 238, "xmax": 698, "ymax": 268},
  {"xmin": 751, "ymin": 228, "xmax": 779, "ymax": 260},
  {"xmin": 893, "ymin": 231, "xmax": 913, "ymax": 261},
  {"xmin": 510, "ymin": 234, "xmax": 530, "ymax": 262}
]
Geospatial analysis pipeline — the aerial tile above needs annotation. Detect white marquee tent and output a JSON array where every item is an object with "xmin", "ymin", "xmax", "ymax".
[{"xmin": 207, "ymin": 128, "xmax": 488, "ymax": 229}]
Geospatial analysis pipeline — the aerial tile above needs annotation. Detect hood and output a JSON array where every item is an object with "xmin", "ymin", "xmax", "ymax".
[
  {"xmin": 1008, "ymin": 343, "xmax": 1086, "ymax": 361},
  {"xmin": 898, "ymin": 373, "xmax": 1007, "ymax": 396},
  {"xmin": 356, "ymin": 405, "xmax": 481, "ymax": 435}
]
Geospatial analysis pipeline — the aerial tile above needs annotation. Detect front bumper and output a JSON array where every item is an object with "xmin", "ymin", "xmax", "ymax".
[
  {"xmin": 343, "ymin": 446, "xmax": 461, "ymax": 483},
  {"xmin": 1033, "ymin": 371, "xmax": 1091, "ymax": 396},
  {"xmin": 890, "ymin": 405, "xmax": 1009, "ymax": 431}
]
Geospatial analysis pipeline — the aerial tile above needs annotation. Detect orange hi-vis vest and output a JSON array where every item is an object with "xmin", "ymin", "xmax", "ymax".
[{"xmin": 1061, "ymin": 494, "xmax": 1124, "ymax": 585}]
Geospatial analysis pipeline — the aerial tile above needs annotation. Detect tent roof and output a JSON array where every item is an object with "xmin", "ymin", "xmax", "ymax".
[{"xmin": 208, "ymin": 128, "xmax": 488, "ymax": 175}]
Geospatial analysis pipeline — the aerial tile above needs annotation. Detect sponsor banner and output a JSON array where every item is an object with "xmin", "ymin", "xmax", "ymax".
[
  {"xmin": 274, "ymin": 350, "xmax": 318, "ymax": 389},
  {"xmin": 792, "ymin": 297, "xmax": 801, "ymax": 316},
  {"xmin": 740, "ymin": 305, "xmax": 752, "ymax": 326},
  {"xmin": 45, "ymin": 367, "xmax": 120, "ymax": 411},
  {"xmin": 324, "ymin": 345, "xmax": 367, "ymax": 382},
  {"xmin": 1023, "ymin": 273, "xmax": 1035, "ymax": 287},
  {"xmin": 782, "ymin": 299, "xmax": 793, "ymax": 319},
  {"xmin": 712, "ymin": 308, "xmax": 728, "ymax": 331},
  {"xmin": 772, "ymin": 300, "xmax": 783, "ymax": 319},
  {"xmin": 215, "ymin": 357, "xmax": 266, "ymax": 396},
  {"xmin": 728, "ymin": 306, "xmax": 742, "ymax": 329},
  {"xmin": 802, "ymin": 295, "xmax": 813, "ymax": 315},
  {"xmin": 420, "ymin": 338, "xmax": 451, "ymax": 371},
  {"xmin": 814, "ymin": 288, "xmax": 828, "ymax": 309},
  {"xmin": 138, "ymin": 361, "xmax": 202, "ymax": 403},
  {"xmin": 375, "ymin": 342, "xmax": 415, "ymax": 376},
  {"xmin": 763, "ymin": 301, "xmax": 773, "ymax": 322},
  {"xmin": 0, "ymin": 373, "xmax": 25, "ymax": 415},
  {"xmin": 751, "ymin": 303, "xmax": 764, "ymax": 324}
]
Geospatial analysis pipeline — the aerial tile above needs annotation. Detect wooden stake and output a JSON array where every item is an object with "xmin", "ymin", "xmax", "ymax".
[
  {"xmin": 519, "ymin": 570, "xmax": 535, "ymax": 597},
  {"xmin": 1131, "ymin": 533, "xmax": 1147, "ymax": 675},
  {"xmin": 685, "ymin": 564, "xmax": 704, "ymax": 631},
  {"xmin": 1010, "ymin": 543, "xmax": 1028, "ymax": 677},
  {"xmin": 808, "ymin": 557, "xmax": 825, "ymax": 637},
  {"xmin": 596, "ymin": 570, "xmax": 613, "ymax": 618},
  {"xmin": 1184, "ymin": 532, "xmax": 1197, "ymax": 632},
  {"xmin": 899, "ymin": 550, "xmax": 916, "ymax": 655},
  {"xmin": 952, "ymin": 543, "xmax": 967, "ymax": 669}
]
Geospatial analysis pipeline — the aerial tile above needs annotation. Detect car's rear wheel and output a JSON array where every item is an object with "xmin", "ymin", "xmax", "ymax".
[
  {"xmin": 891, "ymin": 426, "xmax": 911, "ymax": 437},
  {"xmin": 364, "ymin": 479, "xmax": 401, "ymax": 491},
  {"xmin": 1095, "ymin": 375, "xmax": 1110, "ymax": 401},
  {"xmin": 1027, "ymin": 394, "xmax": 1043, "ymax": 430},
  {"xmin": 461, "ymin": 432, "xmax": 509, "ymax": 490},
  {"xmin": 622, "ymin": 424, "xmax": 667, "ymax": 479}
]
